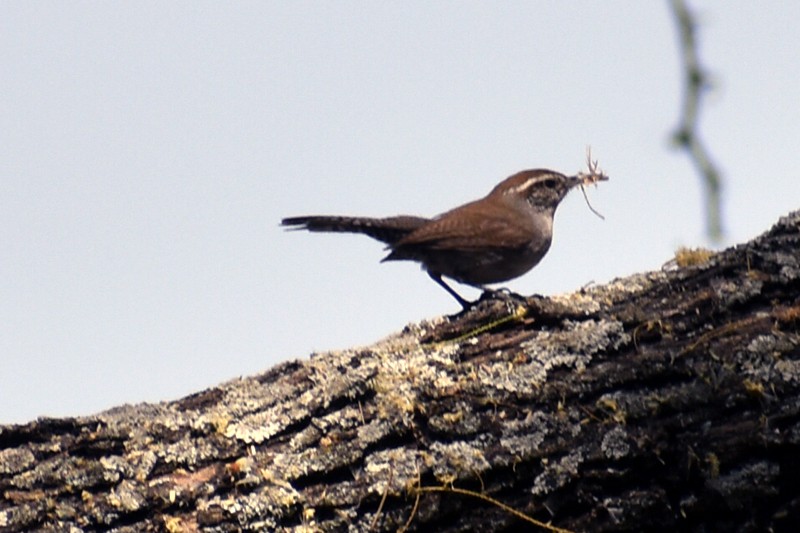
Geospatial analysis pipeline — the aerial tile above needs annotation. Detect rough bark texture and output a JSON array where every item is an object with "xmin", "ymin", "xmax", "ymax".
[{"xmin": 2, "ymin": 210, "xmax": 800, "ymax": 533}]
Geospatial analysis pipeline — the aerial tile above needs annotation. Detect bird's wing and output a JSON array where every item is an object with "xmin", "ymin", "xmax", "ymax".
[{"xmin": 390, "ymin": 200, "xmax": 534, "ymax": 252}]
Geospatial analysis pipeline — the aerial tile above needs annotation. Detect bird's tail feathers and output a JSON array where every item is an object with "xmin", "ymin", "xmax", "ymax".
[{"xmin": 280, "ymin": 215, "xmax": 429, "ymax": 245}]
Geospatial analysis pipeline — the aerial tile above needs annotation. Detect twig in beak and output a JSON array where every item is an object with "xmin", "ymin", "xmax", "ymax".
[
  {"xmin": 580, "ymin": 183, "xmax": 605, "ymax": 220},
  {"xmin": 575, "ymin": 147, "xmax": 608, "ymax": 220}
]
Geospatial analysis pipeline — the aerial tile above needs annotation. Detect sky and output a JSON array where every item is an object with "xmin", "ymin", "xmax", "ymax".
[{"xmin": 2, "ymin": 2, "xmax": 799, "ymax": 424}]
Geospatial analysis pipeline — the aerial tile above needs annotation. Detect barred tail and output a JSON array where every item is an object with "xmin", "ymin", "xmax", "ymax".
[{"xmin": 280, "ymin": 215, "xmax": 429, "ymax": 245}]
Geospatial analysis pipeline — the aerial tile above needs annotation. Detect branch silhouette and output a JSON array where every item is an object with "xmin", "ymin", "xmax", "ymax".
[{"xmin": 669, "ymin": 0, "xmax": 724, "ymax": 241}]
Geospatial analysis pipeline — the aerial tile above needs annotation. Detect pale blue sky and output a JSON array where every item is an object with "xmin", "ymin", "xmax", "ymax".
[{"xmin": 2, "ymin": 2, "xmax": 799, "ymax": 424}]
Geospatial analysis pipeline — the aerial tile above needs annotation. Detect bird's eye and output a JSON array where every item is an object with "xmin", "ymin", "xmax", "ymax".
[{"xmin": 543, "ymin": 178, "xmax": 558, "ymax": 189}]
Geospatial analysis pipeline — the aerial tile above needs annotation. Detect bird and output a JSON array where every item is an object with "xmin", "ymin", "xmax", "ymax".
[{"xmin": 281, "ymin": 166, "xmax": 607, "ymax": 308}]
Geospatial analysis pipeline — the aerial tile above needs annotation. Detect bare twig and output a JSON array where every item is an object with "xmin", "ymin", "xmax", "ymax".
[
  {"xmin": 413, "ymin": 484, "xmax": 575, "ymax": 533},
  {"xmin": 668, "ymin": 0, "xmax": 723, "ymax": 241},
  {"xmin": 369, "ymin": 465, "xmax": 394, "ymax": 531},
  {"xmin": 398, "ymin": 466, "xmax": 422, "ymax": 533}
]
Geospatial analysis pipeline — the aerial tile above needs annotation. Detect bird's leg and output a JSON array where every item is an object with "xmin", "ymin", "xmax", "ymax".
[{"xmin": 428, "ymin": 272, "xmax": 472, "ymax": 309}]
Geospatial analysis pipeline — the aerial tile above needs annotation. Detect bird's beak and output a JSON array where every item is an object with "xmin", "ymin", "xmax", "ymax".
[{"xmin": 566, "ymin": 175, "xmax": 584, "ymax": 189}]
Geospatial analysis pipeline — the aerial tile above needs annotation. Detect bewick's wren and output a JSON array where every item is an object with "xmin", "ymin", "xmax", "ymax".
[{"xmin": 282, "ymin": 165, "xmax": 607, "ymax": 308}]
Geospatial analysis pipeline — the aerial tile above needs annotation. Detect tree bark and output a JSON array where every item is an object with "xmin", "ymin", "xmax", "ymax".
[{"xmin": 2, "ymin": 210, "xmax": 800, "ymax": 533}]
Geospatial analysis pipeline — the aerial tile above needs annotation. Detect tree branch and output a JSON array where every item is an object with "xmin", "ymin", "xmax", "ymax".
[{"xmin": 2, "ymin": 210, "xmax": 800, "ymax": 531}]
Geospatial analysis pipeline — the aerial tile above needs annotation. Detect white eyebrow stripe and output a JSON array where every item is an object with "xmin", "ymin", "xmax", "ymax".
[{"xmin": 505, "ymin": 175, "xmax": 553, "ymax": 195}]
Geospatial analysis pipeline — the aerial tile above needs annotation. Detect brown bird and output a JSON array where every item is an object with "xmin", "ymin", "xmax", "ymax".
[{"xmin": 282, "ymin": 166, "xmax": 607, "ymax": 308}]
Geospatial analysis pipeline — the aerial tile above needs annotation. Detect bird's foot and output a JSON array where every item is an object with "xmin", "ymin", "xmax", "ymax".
[
  {"xmin": 443, "ymin": 288, "xmax": 531, "ymax": 325},
  {"xmin": 480, "ymin": 287, "xmax": 527, "ymax": 304},
  {"xmin": 441, "ymin": 288, "xmax": 523, "ymax": 317}
]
